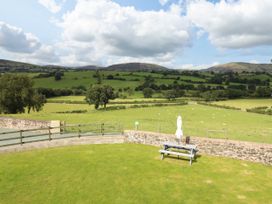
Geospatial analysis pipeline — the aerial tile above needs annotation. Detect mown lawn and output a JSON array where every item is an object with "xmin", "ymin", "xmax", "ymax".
[
  {"xmin": 213, "ymin": 99, "xmax": 272, "ymax": 110},
  {"xmin": 3, "ymin": 104, "xmax": 272, "ymax": 144},
  {"xmin": 0, "ymin": 144, "xmax": 271, "ymax": 204}
]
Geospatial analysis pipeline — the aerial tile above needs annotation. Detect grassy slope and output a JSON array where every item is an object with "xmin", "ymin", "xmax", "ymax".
[
  {"xmin": 4, "ymin": 104, "xmax": 272, "ymax": 144},
  {"xmin": 0, "ymin": 144, "xmax": 271, "ymax": 204},
  {"xmin": 32, "ymin": 71, "xmax": 206, "ymax": 89},
  {"xmin": 213, "ymin": 99, "xmax": 272, "ymax": 110}
]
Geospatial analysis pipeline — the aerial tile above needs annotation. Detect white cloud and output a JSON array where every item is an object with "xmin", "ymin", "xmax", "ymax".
[
  {"xmin": 249, "ymin": 60, "xmax": 259, "ymax": 64},
  {"xmin": 187, "ymin": 0, "xmax": 272, "ymax": 49},
  {"xmin": 28, "ymin": 45, "xmax": 59, "ymax": 64},
  {"xmin": 0, "ymin": 21, "xmax": 59, "ymax": 64},
  {"xmin": 38, "ymin": 0, "xmax": 64, "ymax": 13},
  {"xmin": 159, "ymin": 0, "xmax": 170, "ymax": 6},
  {"xmin": 0, "ymin": 21, "xmax": 41, "ymax": 53},
  {"xmin": 58, "ymin": 0, "xmax": 191, "ymax": 66},
  {"xmin": 179, "ymin": 62, "xmax": 219, "ymax": 70}
]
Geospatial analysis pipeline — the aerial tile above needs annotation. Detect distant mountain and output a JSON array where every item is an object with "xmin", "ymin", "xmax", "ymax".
[
  {"xmin": 105, "ymin": 63, "xmax": 170, "ymax": 72},
  {"xmin": 205, "ymin": 62, "xmax": 272, "ymax": 73},
  {"xmin": 0, "ymin": 59, "xmax": 68, "ymax": 72},
  {"xmin": 74, "ymin": 65, "xmax": 104, "ymax": 70},
  {"xmin": 0, "ymin": 59, "xmax": 39, "ymax": 72},
  {"xmin": 0, "ymin": 59, "xmax": 170, "ymax": 72}
]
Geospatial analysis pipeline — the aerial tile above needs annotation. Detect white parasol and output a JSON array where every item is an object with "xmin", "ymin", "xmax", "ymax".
[{"xmin": 175, "ymin": 115, "xmax": 183, "ymax": 142}]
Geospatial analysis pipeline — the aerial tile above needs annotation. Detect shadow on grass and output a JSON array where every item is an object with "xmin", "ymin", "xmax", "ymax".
[{"xmin": 161, "ymin": 154, "xmax": 202, "ymax": 165}]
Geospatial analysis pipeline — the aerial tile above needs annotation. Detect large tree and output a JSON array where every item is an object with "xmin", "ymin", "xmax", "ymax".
[
  {"xmin": 143, "ymin": 88, "xmax": 154, "ymax": 98},
  {"xmin": 86, "ymin": 85, "xmax": 115, "ymax": 109},
  {"xmin": 0, "ymin": 74, "xmax": 46, "ymax": 114}
]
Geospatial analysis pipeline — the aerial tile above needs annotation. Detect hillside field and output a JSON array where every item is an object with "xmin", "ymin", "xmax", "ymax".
[
  {"xmin": 32, "ymin": 70, "xmax": 205, "ymax": 89},
  {"xmin": 29, "ymin": 70, "xmax": 272, "ymax": 90}
]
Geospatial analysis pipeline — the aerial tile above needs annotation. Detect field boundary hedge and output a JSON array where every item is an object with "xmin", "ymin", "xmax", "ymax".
[
  {"xmin": 197, "ymin": 102, "xmax": 241, "ymax": 110},
  {"xmin": 246, "ymin": 106, "xmax": 272, "ymax": 115}
]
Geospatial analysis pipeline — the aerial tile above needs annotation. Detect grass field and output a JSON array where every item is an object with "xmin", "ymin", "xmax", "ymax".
[
  {"xmin": 47, "ymin": 96, "xmax": 168, "ymax": 103},
  {"xmin": 0, "ymin": 144, "xmax": 271, "ymax": 204},
  {"xmin": 3, "ymin": 103, "xmax": 272, "ymax": 144},
  {"xmin": 213, "ymin": 99, "xmax": 272, "ymax": 110}
]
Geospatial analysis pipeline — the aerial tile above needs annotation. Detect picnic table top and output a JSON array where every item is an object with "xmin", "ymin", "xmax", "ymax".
[{"xmin": 163, "ymin": 143, "xmax": 197, "ymax": 150}]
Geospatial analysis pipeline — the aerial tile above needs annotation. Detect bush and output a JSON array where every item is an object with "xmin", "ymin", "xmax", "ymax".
[
  {"xmin": 255, "ymin": 87, "xmax": 271, "ymax": 97},
  {"xmin": 54, "ymin": 71, "xmax": 63, "ymax": 81},
  {"xmin": 246, "ymin": 106, "xmax": 272, "ymax": 115},
  {"xmin": 37, "ymin": 88, "xmax": 73, "ymax": 98},
  {"xmin": 143, "ymin": 88, "xmax": 154, "ymax": 98},
  {"xmin": 197, "ymin": 102, "xmax": 241, "ymax": 110},
  {"xmin": 56, "ymin": 110, "xmax": 88, "ymax": 114},
  {"xmin": 98, "ymin": 106, "xmax": 126, "ymax": 111}
]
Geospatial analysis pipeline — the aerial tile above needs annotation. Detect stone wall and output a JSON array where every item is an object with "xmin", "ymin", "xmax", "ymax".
[
  {"xmin": 0, "ymin": 117, "xmax": 61, "ymax": 133},
  {"xmin": 124, "ymin": 130, "xmax": 272, "ymax": 165}
]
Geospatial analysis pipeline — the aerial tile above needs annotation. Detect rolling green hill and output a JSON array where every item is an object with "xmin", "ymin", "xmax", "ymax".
[
  {"xmin": 106, "ymin": 62, "xmax": 170, "ymax": 71},
  {"xmin": 206, "ymin": 62, "xmax": 272, "ymax": 73},
  {"xmin": 0, "ymin": 59, "xmax": 69, "ymax": 72},
  {"xmin": 0, "ymin": 59, "xmax": 170, "ymax": 72}
]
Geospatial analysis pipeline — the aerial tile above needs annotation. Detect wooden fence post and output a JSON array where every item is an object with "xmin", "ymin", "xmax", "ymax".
[
  {"xmin": 101, "ymin": 123, "xmax": 104, "ymax": 136},
  {"xmin": 48, "ymin": 127, "xmax": 52, "ymax": 141},
  {"xmin": 20, "ymin": 130, "xmax": 23, "ymax": 145},
  {"xmin": 78, "ymin": 124, "xmax": 81, "ymax": 138}
]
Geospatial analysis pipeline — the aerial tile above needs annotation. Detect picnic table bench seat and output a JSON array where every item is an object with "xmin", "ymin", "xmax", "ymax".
[{"xmin": 159, "ymin": 143, "xmax": 198, "ymax": 165}]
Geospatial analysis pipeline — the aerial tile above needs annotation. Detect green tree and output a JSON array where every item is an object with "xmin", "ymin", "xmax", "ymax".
[
  {"xmin": 143, "ymin": 88, "xmax": 154, "ymax": 98},
  {"xmin": 163, "ymin": 90, "xmax": 176, "ymax": 101},
  {"xmin": 256, "ymin": 87, "xmax": 271, "ymax": 97},
  {"xmin": 54, "ymin": 71, "xmax": 63, "ymax": 81},
  {"xmin": 200, "ymin": 90, "xmax": 227, "ymax": 101},
  {"xmin": 0, "ymin": 74, "xmax": 46, "ymax": 114},
  {"xmin": 126, "ymin": 87, "xmax": 134, "ymax": 96},
  {"xmin": 85, "ymin": 85, "xmax": 115, "ymax": 109},
  {"xmin": 96, "ymin": 70, "xmax": 102, "ymax": 84}
]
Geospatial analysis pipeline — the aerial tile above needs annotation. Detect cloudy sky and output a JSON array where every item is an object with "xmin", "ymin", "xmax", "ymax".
[{"xmin": 0, "ymin": 0, "xmax": 272, "ymax": 69}]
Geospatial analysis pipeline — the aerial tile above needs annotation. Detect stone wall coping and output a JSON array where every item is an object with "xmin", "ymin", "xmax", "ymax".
[
  {"xmin": 0, "ymin": 116, "xmax": 50, "ymax": 124},
  {"xmin": 124, "ymin": 130, "xmax": 272, "ymax": 148}
]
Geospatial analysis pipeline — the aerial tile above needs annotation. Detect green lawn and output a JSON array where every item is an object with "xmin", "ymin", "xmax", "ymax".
[
  {"xmin": 213, "ymin": 99, "xmax": 272, "ymax": 110},
  {"xmin": 0, "ymin": 144, "xmax": 271, "ymax": 204},
  {"xmin": 3, "ymin": 103, "xmax": 272, "ymax": 144}
]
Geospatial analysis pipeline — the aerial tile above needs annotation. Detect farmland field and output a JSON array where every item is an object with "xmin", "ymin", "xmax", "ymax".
[
  {"xmin": 0, "ymin": 144, "xmax": 271, "ymax": 204},
  {"xmin": 3, "ymin": 102, "xmax": 272, "ymax": 144},
  {"xmin": 32, "ymin": 70, "xmax": 205, "ymax": 90},
  {"xmin": 213, "ymin": 99, "xmax": 272, "ymax": 110}
]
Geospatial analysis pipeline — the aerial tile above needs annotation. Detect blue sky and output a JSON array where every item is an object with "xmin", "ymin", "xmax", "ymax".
[{"xmin": 0, "ymin": 0, "xmax": 272, "ymax": 69}]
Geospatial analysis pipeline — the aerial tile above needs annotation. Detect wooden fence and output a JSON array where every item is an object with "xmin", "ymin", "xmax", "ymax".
[{"xmin": 0, "ymin": 123, "xmax": 123, "ymax": 147}]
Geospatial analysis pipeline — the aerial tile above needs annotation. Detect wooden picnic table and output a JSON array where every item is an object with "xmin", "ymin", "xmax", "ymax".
[{"xmin": 159, "ymin": 143, "xmax": 198, "ymax": 165}]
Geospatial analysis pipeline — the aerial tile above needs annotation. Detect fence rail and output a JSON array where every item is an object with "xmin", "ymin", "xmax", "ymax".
[{"xmin": 0, "ymin": 123, "xmax": 123, "ymax": 147}]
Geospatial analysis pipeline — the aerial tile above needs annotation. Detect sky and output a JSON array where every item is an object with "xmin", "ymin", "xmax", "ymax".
[{"xmin": 0, "ymin": 0, "xmax": 272, "ymax": 69}]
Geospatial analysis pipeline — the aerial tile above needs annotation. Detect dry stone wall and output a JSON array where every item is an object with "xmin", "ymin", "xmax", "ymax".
[
  {"xmin": 124, "ymin": 130, "xmax": 272, "ymax": 165},
  {"xmin": 0, "ymin": 117, "xmax": 61, "ymax": 133}
]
